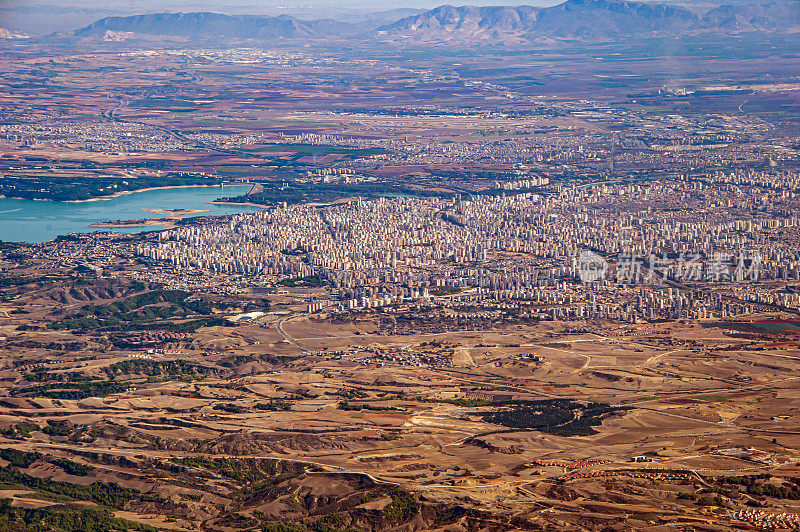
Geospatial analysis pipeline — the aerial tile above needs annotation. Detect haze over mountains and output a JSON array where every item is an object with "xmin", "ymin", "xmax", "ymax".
[
  {"xmin": 74, "ymin": 12, "xmax": 353, "ymax": 41},
  {"xmin": 381, "ymin": 1, "xmax": 697, "ymax": 40},
  {"xmin": 47, "ymin": 0, "xmax": 800, "ymax": 45}
]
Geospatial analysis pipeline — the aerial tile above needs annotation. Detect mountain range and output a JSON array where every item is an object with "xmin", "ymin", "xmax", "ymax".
[
  {"xmin": 380, "ymin": 1, "xmax": 697, "ymax": 40},
  {"xmin": 380, "ymin": 0, "xmax": 800, "ymax": 41},
  {"xmin": 73, "ymin": 12, "xmax": 353, "ymax": 41},
  {"xmin": 57, "ymin": 0, "xmax": 800, "ymax": 45}
]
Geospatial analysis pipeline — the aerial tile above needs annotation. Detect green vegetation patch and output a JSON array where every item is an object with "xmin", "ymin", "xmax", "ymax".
[
  {"xmin": 47, "ymin": 289, "xmax": 233, "ymax": 332},
  {"xmin": 0, "ymin": 173, "xmax": 221, "ymax": 202},
  {"xmin": 694, "ymin": 394, "xmax": 730, "ymax": 403},
  {"xmin": 0, "ymin": 449, "xmax": 41, "ymax": 468},
  {"xmin": 277, "ymin": 275, "xmax": 325, "ymax": 288},
  {"xmin": 12, "ymin": 381, "xmax": 128, "ymax": 400},
  {"xmin": 0, "ymin": 466, "xmax": 143, "ymax": 508},
  {"xmin": 480, "ymin": 399, "xmax": 622, "ymax": 437},
  {"xmin": 0, "ymin": 275, "xmax": 47, "ymax": 288},
  {"xmin": 213, "ymin": 403, "xmax": 248, "ymax": 414},
  {"xmin": 16, "ymin": 358, "xmax": 218, "ymax": 400},
  {"xmin": 50, "ymin": 458, "xmax": 94, "ymax": 477},
  {"xmin": 2, "ymin": 422, "xmax": 41, "ymax": 439},
  {"xmin": 338, "ymin": 402, "xmax": 404, "ymax": 413},
  {"xmin": 105, "ymin": 359, "xmax": 215, "ymax": 379},
  {"xmin": 175, "ymin": 457, "xmax": 305, "ymax": 484},
  {"xmin": 0, "ymin": 499, "xmax": 156, "ymax": 532},
  {"xmin": 716, "ymin": 474, "xmax": 800, "ymax": 500},
  {"xmin": 41, "ymin": 420, "xmax": 73, "ymax": 436},
  {"xmin": 382, "ymin": 494, "xmax": 420, "ymax": 521},
  {"xmin": 255, "ymin": 400, "xmax": 292, "ymax": 411}
]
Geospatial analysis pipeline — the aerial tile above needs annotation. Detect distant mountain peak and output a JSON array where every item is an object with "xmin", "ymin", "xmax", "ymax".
[
  {"xmin": 380, "ymin": 0, "xmax": 799, "ymax": 42},
  {"xmin": 71, "ymin": 11, "xmax": 354, "ymax": 41}
]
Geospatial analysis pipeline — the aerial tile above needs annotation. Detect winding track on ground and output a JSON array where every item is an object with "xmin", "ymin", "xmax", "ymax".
[{"xmin": 275, "ymin": 313, "xmax": 310, "ymax": 350}]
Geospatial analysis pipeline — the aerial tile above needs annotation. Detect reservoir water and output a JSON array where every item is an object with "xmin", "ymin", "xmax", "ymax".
[{"xmin": 0, "ymin": 185, "xmax": 261, "ymax": 243}]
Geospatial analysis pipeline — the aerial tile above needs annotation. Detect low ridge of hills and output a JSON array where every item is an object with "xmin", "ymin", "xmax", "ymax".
[
  {"xmin": 0, "ymin": 27, "xmax": 30, "ymax": 39},
  {"xmin": 71, "ymin": 12, "xmax": 355, "ymax": 41},
  {"xmin": 58, "ymin": 0, "xmax": 800, "ymax": 45},
  {"xmin": 701, "ymin": 1, "xmax": 800, "ymax": 32}
]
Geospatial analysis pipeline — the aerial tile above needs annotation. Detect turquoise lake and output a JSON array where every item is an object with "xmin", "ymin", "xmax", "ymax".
[{"xmin": 0, "ymin": 186, "xmax": 261, "ymax": 243}]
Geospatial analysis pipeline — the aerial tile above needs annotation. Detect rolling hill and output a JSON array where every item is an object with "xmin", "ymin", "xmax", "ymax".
[{"xmin": 71, "ymin": 12, "xmax": 354, "ymax": 41}]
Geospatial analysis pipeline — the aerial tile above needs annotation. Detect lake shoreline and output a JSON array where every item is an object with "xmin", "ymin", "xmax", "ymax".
[
  {"xmin": 89, "ymin": 219, "xmax": 174, "ymax": 229},
  {"xmin": 89, "ymin": 208, "xmax": 210, "ymax": 229},
  {"xmin": 0, "ymin": 184, "xmax": 234, "ymax": 203},
  {"xmin": 65, "ymin": 184, "xmax": 232, "ymax": 203},
  {"xmin": 207, "ymin": 200, "xmax": 269, "ymax": 208},
  {"xmin": 0, "ymin": 185, "xmax": 260, "ymax": 243}
]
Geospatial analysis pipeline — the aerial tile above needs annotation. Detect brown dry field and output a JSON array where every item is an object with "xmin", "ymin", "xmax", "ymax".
[{"xmin": 1, "ymin": 262, "xmax": 800, "ymax": 530}]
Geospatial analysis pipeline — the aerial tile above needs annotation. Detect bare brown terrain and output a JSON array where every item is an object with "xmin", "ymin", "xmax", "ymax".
[{"xmin": 1, "ymin": 248, "xmax": 799, "ymax": 530}]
